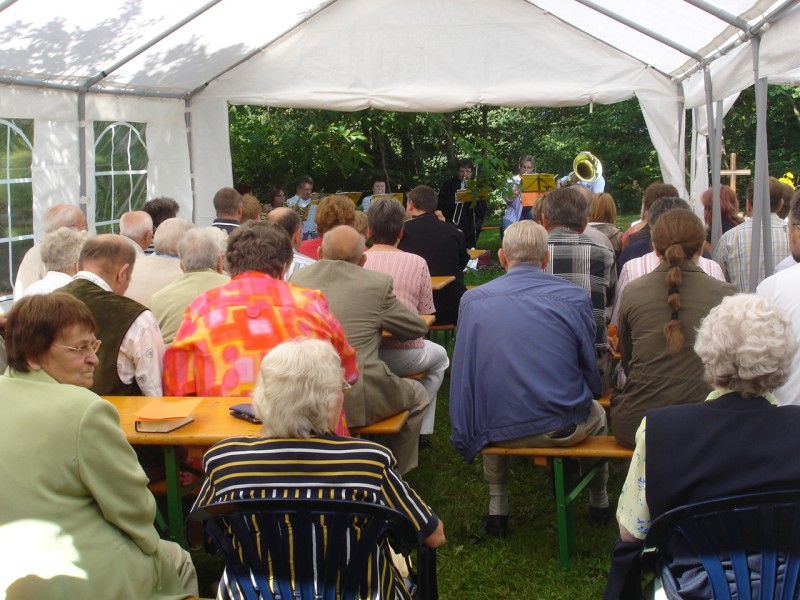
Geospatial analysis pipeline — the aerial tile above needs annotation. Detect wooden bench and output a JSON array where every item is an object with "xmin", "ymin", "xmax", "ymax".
[
  {"xmin": 428, "ymin": 323, "xmax": 456, "ymax": 347},
  {"xmin": 350, "ymin": 410, "xmax": 409, "ymax": 435},
  {"xmin": 482, "ymin": 435, "xmax": 632, "ymax": 570}
]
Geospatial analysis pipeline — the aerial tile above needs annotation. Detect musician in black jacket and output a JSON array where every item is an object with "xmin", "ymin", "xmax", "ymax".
[{"xmin": 437, "ymin": 158, "xmax": 485, "ymax": 249}]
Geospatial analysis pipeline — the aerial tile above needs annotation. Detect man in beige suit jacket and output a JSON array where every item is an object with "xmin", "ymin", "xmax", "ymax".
[{"xmin": 290, "ymin": 226, "xmax": 429, "ymax": 474}]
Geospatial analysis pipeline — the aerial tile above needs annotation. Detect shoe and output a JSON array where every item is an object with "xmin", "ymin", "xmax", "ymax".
[
  {"xmin": 418, "ymin": 436, "xmax": 433, "ymax": 450},
  {"xmin": 485, "ymin": 514, "xmax": 509, "ymax": 537},
  {"xmin": 588, "ymin": 505, "xmax": 613, "ymax": 525}
]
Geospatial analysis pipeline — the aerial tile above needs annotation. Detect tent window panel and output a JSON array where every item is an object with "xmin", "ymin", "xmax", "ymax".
[
  {"xmin": 0, "ymin": 118, "xmax": 34, "ymax": 299},
  {"xmin": 93, "ymin": 121, "xmax": 148, "ymax": 233}
]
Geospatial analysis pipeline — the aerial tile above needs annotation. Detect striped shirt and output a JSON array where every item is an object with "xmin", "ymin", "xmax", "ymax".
[
  {"xmin": 364, "ymin": 250, "xmax": 434, "ymax": 350},
  {"xmin": 546, "ymin": 227, "xmax": 615, "ymax": 351},
  {"xmin": 611, "ymin": 251, "xmax": 726, "ymax": 326},
  {"xmin": 712, "ymin": 215, "xmax": 789, "ymax": 292},
  {"xmin": 193, "ymin": 435, "xmax": 439, "ymax": 600}
]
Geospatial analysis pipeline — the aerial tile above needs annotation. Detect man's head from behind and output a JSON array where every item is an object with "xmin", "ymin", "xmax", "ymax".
[
  {"xmin": 267, "ymin": 207, "xmax": 303, "ymax": 249},
  {"xmin": 498, "ymin": 220, "xmax": 550, "ymax": 270},
  {"xmin": 225, "ymin": 221, "xmax": 293, "ymax": 278},
  {"xmin": 154, "ymin": 218, "xmax": 195, "ymax": 257},
  {"xmin": 406, "ymin": 185, "xmax": 437, "ymax": 215},
  {"xmin": 745, "ymin": 177, "xmax": 785, "ymax": 215},
  {"xmin": 647, "ymin": 197, "xmax": 691, "ymax": 230},
  {"xmin": 541, "ymin": 187, "xmax": 589, "ymax": 231},
  {"xmin": 213, "ymin": 187, "xmax": 243, "ymax": 221},
  {"xmin": 642, "ymin": 183, "xmax": 680, "ymax": 220},
  {"xmin": 78, "ymin": 234, "xmax": 137, "ymax": 295},
  {"xmin": 119, "ymin": 211, "xmax": 153, "ymax": 250},
  {"xmin": 319, "ymin": 226, "xmax": 366, "ymax": 266},
  {"xmin": 178, "ymin": 227, "xmax": 225, "ymax": 272},
  {"xmin": 44, "ymin": 204, "xmax": 87, "ymax": 234},
  {"xmin": 367, "ymin": 197, "xmax": 405, "ymax": 245},
  {"xmin": 142, "ymin": 197, "xmax": 179, "ymax": 229}
]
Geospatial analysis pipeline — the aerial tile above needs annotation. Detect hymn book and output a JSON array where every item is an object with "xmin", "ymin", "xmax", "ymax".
[{"xmin": 134, "ymin": 398, "xmax": 202, "ymax": 433}]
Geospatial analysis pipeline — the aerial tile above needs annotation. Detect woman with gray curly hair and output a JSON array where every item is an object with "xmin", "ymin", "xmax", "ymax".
[
  {"xmin": 605, "ymin": 294, "xmax": 800, "ymax": 599},
  {"xmin": 191, "ymin": 338, "xmax": 445, "ymax": 600}
]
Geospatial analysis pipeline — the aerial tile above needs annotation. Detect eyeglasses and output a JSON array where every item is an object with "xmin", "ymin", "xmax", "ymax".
[
  {"xmin": 341, "ymin": 380, "xmax": 352, "ymax": 392},
  {"xmin": 53, "ymin": 339, "xmax": 102, "ymax": 356}
]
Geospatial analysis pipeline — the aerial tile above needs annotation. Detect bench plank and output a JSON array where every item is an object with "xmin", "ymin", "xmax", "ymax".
[{"xmin": 350, "ymin": 410, "xmax": 409, "ymax": 435}]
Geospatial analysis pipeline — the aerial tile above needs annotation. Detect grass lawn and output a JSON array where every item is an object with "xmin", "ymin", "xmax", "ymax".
[{"xmin": 191, "ymin": 216, "xmax": 636, "ymax": 598}]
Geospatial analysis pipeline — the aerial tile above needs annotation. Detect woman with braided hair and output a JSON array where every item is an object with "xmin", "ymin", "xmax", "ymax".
[{"xmin": 610, "ymin": 209, "xmax": 737, "ymax": 448}]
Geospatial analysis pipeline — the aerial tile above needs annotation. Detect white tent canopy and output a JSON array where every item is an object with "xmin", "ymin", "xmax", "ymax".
[{"xmin": 0, "ymin": 0, "xmax": 798, "ymax": 236}]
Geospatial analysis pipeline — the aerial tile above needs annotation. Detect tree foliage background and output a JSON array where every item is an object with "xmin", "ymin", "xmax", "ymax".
[{"xmin": 229, "ymin": 86, "xmax": 800, "ymax": 217}]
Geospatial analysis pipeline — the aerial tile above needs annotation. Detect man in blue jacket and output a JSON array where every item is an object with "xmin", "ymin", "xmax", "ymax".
[{"xmin": 449, "ymin": 220, "xmax": 609, "ymax": 537}]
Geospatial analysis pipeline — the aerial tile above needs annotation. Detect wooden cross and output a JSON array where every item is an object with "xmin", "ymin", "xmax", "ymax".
[{"xmin": 720, "ymin": 153, "xmax": 751, "ymax": 194}]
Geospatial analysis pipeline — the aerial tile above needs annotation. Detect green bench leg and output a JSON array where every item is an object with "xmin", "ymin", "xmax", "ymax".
[
  {"xmin": 164, "ymin": 446, "xmax": 185, "ymax": 546},
  {"xmin": 552, "ymin": 456, "xmax": 611, "ymax": 570}
]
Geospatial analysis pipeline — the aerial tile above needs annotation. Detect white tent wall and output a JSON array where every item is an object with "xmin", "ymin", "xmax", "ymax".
[
  {"xmin": 0, "ymin": 87, "xmax": 191, "ymax": 238},
  {"xmin": 190, "ymin": 96, "xmax": 234, "ymax": 227},
  {"xmin": 84, "ymin": 95, "xmax": 193, "ymax": 230},
  {"xmin": 0, "ymin": 87, "xmax": 80, "ymax": 240}
]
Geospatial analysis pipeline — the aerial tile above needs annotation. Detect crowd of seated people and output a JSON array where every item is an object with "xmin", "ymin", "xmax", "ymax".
[{"xmin": 2, "ymin": 174, "xmax": 799, "ymax": 599}]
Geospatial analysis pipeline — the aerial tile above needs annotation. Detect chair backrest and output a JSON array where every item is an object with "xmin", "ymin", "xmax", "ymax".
[
  {"xmin": 643, "ymin": 489, "xmax": 800, "ymax": 600},
  {"xmin": 188, "ymin": 498, "xmax": 437, "ymax": 600}
]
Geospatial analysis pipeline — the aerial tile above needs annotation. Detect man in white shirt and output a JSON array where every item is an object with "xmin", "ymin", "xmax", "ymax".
[
  {"xmin": 119, "ymin": 211, "xmax": 153, "ymax": 255},
  {"xmin": 266, "ymin": 207, "xmax": 316, "ymax": 279},
  {"xmin": 757, "ymin": 192, "xmax": 800, "ymax": 406},
  {"xmin": 59, "ymin": 234, "xmax": 165, "ymax": 396}
]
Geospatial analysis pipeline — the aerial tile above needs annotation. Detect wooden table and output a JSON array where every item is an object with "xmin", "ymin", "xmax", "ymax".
[
  {"xmin": 468, "ymin": 248, "xmax": 489, "ymax": 260},
  {"xmin": 105, "ymin": 396, "xmax": 259, "ymax": 545},
  {"xmin": 382, "ymin": 314, "xmax": 435, "ymax": 339},
  {"xmin": 430, "ymin": 275, "xmax": 455, "ymax": 290}
]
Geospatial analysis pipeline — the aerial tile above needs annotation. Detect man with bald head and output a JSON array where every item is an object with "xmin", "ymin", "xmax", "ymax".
[
  {"xmin": 14, "ymin": 203, "xmax": 88, "ymax": 300},
  {"xmin": 290, "ymin": 225, "xmax": 430, "ymax": 474},
  {"xmin": 119, "ymin": 211, "xmax": 153, "ymax": 254},
  {"xmin": 59, "ymin": 234, "xmax": 165, "ymax": 396},
  {"xmin": 266, "ymin": 206, "xmax": 315, "ymax": 278}
]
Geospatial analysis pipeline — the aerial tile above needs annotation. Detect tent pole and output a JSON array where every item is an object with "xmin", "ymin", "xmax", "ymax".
[
  {"xmin": 703, "ymin": 69, "xmax": 722, "ymax": 248},
  {"xmin": 185, "ymin": 97, "xmax": 196, "ymax": 222},
  {"xmin": 0, "ymin": 0, "xmax": 18, "ymax": 13},
  {"xmin": 78, "ymin": 91, "xmax": 88, "ymax": 221},
  {"xmin": 750, "ymin": 35, "xmax": 772, "ymax": 292},
  {"xmin": 79, "ymin": 0, "xmax": 224, "ymax": 92},
  {"xmin": 573, "ymin": 0, "xmax": 703, "ymax": 61},
  {"xmin": 0, "ymin": 75, "xmax": 186, "ymax": 98},
  {"xmin": 681, "ymin": 0, "xmax": 751, "ymax": 30}
]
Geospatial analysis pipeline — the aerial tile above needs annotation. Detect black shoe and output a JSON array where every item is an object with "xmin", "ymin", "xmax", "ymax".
[
  {"xmin": 588, "ymin": 505, "xmax": 613, "ymax": 525},
  {"xmin": 485, "ymin": 514, "xmax": 509, "ymax": 537},
  {"xmin": 418, "ymin": 436, "xmax": 433, "ymax": 450}
]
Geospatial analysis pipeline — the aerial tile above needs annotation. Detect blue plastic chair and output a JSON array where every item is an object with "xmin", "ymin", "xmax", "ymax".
[
  {"xmin": 188, "ymin": 498, "xmax": 437, "ymax": 600},
  {"xmin": 643, "ymin": 489, "xmax": 800, "ymax": 600}
]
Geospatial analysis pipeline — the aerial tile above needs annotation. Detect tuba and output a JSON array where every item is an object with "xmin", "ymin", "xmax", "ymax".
[{"xmin": 568, "ymin": 151, "xmax": 602, "ymax": 184}]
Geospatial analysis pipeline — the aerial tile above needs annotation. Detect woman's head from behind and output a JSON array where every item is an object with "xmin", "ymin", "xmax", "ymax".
[
  {"xmin": 253, "ymin": 338, "xmax": 344, "ymax": 438},
  {"xmin": 587, "ymin": 192, "xmax": 617, "ymax": 224},
  {"xmin": 651, "ymin": 208, "xmax": 706, "ymax": 354},
  {"xmin": 695, "ymin": 295, "xmax": 797, "ymax": 396},
  {"xmin": 700, "ymin": 185, "xmax": 740, "ymax": 226},
  {"xmin": 5, "ymin": 292, "xmax": 98, "ymax": 387}
]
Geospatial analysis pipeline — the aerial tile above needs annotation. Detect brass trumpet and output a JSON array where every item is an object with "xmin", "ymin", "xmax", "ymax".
[{"xmin": 567, "ymin": 151, "xmax": 602, "ymax": 184}]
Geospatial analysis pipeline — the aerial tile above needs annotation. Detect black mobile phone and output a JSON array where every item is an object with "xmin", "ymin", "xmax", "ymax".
[{"xmin": 229, "ymin": 403, "xmax": 262, "ymax": 424}]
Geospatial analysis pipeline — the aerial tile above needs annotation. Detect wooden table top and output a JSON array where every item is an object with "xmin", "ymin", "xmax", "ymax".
[
  {"xmin": 430, "ymin": 275, "xmax": 455, "ymax": 290},
  {"xmin": 104, "ymin": 396, "xmax": 260, "ymax": 446},
  {"xmin": 469, "ymin": 248, "xmax": 489, "ymax": 260},
  {"xmin": 382, "ymin": 314, "xmax": 435, "ymax": 339}
]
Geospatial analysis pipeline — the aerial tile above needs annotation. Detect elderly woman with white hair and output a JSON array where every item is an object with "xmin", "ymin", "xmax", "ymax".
[
  {"xmin": 19, "ymin": 227, "xmax": 88, "ymax": 297},
  {"xmin": 191, "ymin": 337, "xmax": 445, "ymax": 600},
  {"xmin": 605, "ymin": 294, "xmax": 800, "ymax": 600}
]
